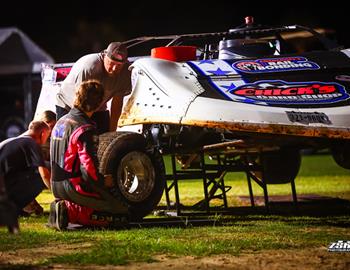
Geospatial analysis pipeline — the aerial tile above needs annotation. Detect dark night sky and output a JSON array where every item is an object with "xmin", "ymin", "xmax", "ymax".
[{"xmin": 1, "ymin": 1, "xmax": 349, "ymax": 62}]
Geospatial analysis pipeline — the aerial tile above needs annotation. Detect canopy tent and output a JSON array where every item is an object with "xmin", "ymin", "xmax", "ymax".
[
  {"xmin": 0, "ymin": 28, "xmax": 54, "ymax": 137},
  {"xmin": 0, "ymin": 27, "xmax": 54, "ymax": 75}
]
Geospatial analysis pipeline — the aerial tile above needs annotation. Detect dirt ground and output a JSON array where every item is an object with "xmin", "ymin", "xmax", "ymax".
[
  {"xmin": 2, "ymin": 195, "xmax": 350, "ymax": 269},
  {"xmin": 1, "ymin": 244, "xmax": 349, "ymax": 270}
]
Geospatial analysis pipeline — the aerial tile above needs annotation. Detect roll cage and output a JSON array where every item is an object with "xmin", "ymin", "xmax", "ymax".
[{"xmin": 124, "ymin": 22, "xmax": 340, "ymax": 60}]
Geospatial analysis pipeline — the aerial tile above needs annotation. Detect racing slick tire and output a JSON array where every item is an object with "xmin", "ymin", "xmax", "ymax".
[
  {"xmin": 331, "ymin": 141, "xmax": 350, "ymax": 170},
  {"xmin": 98, "ymin": 132, "xmax": 166, "ymax": 220},
  {"xmin": 257, "ymin": 148, "xmax": 301, "ymax": 184},
  {"xmin": 1, "ymin": 116, "xmax": 26, "ymax": 139}
]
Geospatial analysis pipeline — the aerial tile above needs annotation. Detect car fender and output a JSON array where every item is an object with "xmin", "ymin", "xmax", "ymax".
[{"xmin": 119, "ymin": 57, "xmax": 205, "ymax": 126}]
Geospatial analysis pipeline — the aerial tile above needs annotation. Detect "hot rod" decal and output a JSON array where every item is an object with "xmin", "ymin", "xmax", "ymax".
[{"xmin": 232, "ymin": 57, "xmax": 320, "ymax": 73}]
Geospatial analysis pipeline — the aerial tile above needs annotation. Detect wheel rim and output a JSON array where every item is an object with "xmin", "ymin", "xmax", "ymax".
[
  {"xmin": 6, "ymin": 124, "xmax": 23, "ymax": 138},
  {"xmin": 116, "ymin": 151, "xmax": 156, "ymax": 202}
]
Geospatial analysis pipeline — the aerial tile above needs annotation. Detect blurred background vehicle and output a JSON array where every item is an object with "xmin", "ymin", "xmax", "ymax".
[{"xmin": 0, "ymin": 27, "xmax": 54, "ymax": 141}]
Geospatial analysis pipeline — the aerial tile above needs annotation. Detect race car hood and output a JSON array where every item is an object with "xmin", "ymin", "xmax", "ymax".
[
  {"xmin": 188, "ymin": 50, "xmax": 350, "ymax": 108},
  {"xmin": 119, "ymin": 50, "xmax": 350, "ymax": 139}
]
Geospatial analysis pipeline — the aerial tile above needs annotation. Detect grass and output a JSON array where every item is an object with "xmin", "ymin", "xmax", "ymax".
[
  {"xmin": 0, "ymin": 154, "xmax": 349, "ymax": 268},
  {"xmin": 161, "ymin": 154, "xmax": 350, "ymax": 206}
]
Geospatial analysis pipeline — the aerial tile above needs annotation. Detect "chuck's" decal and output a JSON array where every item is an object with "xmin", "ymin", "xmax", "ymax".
[{"xmin": 232, "ymin": 57, "xmax": 320, "ymax": 73}]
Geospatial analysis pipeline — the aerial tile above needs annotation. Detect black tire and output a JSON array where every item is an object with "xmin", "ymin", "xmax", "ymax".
[
  {"xmin": 98, "ymin": 132, "xmax": 165, "ymax": 220},
  {"xmin": 259, "ymin": 148, "xmax": 301, "ymax": 184},
  {"xmin": 332, "ymin": 141, "xmax": 350, "ymax": 170},
  {"xmin": 1, "ymin": 117, "xmax": 25, "ymax": 139}
]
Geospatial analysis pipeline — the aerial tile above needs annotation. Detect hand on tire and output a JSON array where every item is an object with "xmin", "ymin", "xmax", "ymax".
[{"xmin": 104, "ymin": 174, "xmax": 114, "ymax": 188}]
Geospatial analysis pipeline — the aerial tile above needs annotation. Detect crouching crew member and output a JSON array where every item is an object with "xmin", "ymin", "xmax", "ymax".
[
  {"xmin": 49, "ymin": 80, "xmax": 128, "ymax": 230},
  {"xmin": 0, "ymin": 121, "xmax": 51, "ymax": 215}
]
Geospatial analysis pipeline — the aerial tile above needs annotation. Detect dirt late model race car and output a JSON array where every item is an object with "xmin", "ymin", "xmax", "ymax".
[{"xmin": 36, "ymin": 18, "xmax": 350, "ymax": 219}]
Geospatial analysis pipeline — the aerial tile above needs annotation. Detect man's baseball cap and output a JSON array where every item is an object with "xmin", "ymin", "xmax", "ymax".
[{"xmin": 105, "ymin": 42, "xmax": 128, "ymax": 62}]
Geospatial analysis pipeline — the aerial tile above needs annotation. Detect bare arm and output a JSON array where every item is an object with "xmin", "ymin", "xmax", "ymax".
[
  {"xmin": 109, "ymin": 96, "xmax": 124, "ymax": 131},
  {"xmin": 38, "ymin": 166, "xmax": 51, "ymax": 190}
]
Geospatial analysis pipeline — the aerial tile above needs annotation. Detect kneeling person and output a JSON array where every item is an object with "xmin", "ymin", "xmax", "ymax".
[
  {"xmin": 50, "ymin": 80, "xmax": 127, "ymax": 230},
  {"xmin": 0, "ymin": 121, "xmax": 51, "ymax": 216}
]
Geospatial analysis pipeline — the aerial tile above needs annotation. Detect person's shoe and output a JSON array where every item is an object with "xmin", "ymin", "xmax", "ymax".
[
  {"xmin": 55, "ymin": 200, "xmax": 68, "ymax": 231},
  {"xmin": 23, "ymin": 199, "xmax": 44, "ymax": 216},
  {"xmin": 47, "ymin": 201, "xmax": 56, "ymax": 228},
  {"xmin": 18, "ymin": 210, "xmax": 31, "ymax": 217}
]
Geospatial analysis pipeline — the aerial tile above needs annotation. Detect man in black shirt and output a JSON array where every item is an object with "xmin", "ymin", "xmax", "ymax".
[{"xmin": 0, "ymin": 120, "xmax": 51, "ymax": 215}]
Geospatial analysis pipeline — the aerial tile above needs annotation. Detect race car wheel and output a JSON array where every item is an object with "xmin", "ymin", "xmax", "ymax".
[
  {"xmin": 98, "ymin": 132, "xmax": 165, "ymax": 220},
  {"xmin": 1, "ymin": 117, "xmax": 26, "ymax": 139},
  {"xmin": 331, "ymin": 141, "xmax": 350, "ymax": 170},
  {"xmin": 252, "ymin": 148, "xmax": 301, "ymax": 184}
]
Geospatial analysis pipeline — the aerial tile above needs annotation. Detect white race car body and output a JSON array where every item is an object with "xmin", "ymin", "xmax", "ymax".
[
  {"xmin": 36, "ymin": 24, "xmax": 350, "ymax": 164},
  {"xmin": 36, "ymin": 21, "xmax": 350, "ymax": 214},
  {"xmin": 120, "ymin": 55, "xmax": 350, "ymax": 140}
]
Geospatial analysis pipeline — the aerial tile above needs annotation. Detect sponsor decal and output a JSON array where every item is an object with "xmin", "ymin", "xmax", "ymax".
[
  {"xmin": 286, "ymin": 111, "xmax": 332, "ymax": 125},
  {"xmin": 230, "ymin": 80, "xmax": 349, "ymax": 105},
  {"xmin": 189, "ymin": 59, "xmax": 238, "ymax": 76},
  {"xmin": 52, "ymin": 123, "xmax": 66, "ymax": 139},
  {"xmin": 232, "ymin": 57, "xmax": 320, "ymax": 73},
  {"xmin": 91, "ymin": 213, "xmax": 128, "ymax": 223},
  {"xmin": 328, "ymin": 240, "xmax": 350, "ymax": 252},
  {"xmin": 42, "ymin": 64, "xmax": 57, "ymax": 84},
  {"xmin": 335, "ymin": 75, "xmax": 350, "ymax": 82},
  {"xmin": 55, "ymin": 67, "xmax": 72, "ymax": 81}
]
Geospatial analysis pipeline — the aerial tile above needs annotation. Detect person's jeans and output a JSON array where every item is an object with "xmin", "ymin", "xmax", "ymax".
[{"xmin": 5, "ymin": 170, "xmax": 46, "ymax": 214}]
